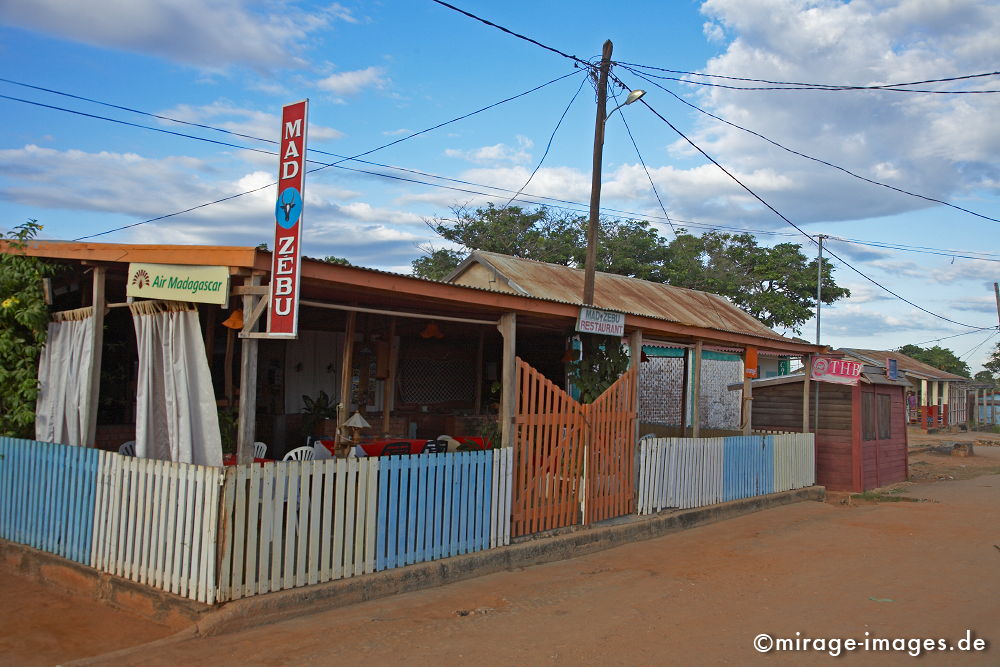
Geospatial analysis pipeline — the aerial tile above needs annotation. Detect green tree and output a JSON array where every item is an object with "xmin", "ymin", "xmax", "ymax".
[
  {"xmin": 0, "ymin": 220, "xmax": 54, "ymax": 436},
  {"xmin": 322, "ymin": 256, "xmax": 351, "ymax": 266},
  {"xmin": 411, "ymin": 247, "xmax": 466, "ymax": 281},
  {"xmin": 974, "ymin": 370, "xmax": 996, "ymax": 385},
  {"xmin": 983, "ymin": 341, "xmax": 1000, "ymax": 381},
  {"xmin": 897, "ymin": 344, "xmax": 971, "ymax": 378}
]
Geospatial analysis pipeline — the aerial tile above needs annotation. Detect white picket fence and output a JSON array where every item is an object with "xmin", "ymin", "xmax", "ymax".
[
  {"xmin": 91, "ymin": 451, "xmax": 223, "ymax": 604},
  {"xmin": 638, "ymin": 438, "xmax": 724, "ymax": 512},
  {"xmin": 637, "ymin": 433, "xmax": 815, "ymax": 514},
  {"xmin": 217, "ymin": 458, "xmax": 379, "ymax": 601}
]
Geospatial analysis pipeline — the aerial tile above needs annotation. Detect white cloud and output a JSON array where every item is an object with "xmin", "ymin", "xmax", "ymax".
[
  {"xmin": 0, "ymin": 0, "xmax": 355, "ymax": 69},
  {"xmin": 444, "ymin": 136, "xmax": 534, "ymax": 165},
  {"xmin": 316, "ymin": 66, "xmax": 388, "ymax": 95}
]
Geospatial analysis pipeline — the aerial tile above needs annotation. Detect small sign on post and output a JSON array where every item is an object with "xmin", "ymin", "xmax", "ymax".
[
  {"xmin": 810, "ymin": 356, "xmax": 863, "ymax": 386},
  {"xmin": 576, "ymin": 307, "xmax": 625, "ymax": 337},
  {"xmin": 266, "ymin": 99, "xmax": 308, "ymax": 338}
]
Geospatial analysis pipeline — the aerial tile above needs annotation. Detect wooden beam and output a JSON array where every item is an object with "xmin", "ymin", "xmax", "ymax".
[
  {"xmin": 382, "ymin": 317, "xmax": 396, "ymax": 435},
  {"xmin": 85, "ymin": 266, "xmax": 106, "ymax": 447},
  {"xmin": 474, "ymin": 328, "xmax": 485, "ymax": 415},
  {"xmin": 741, "ymin": 359, "xmax": 752, "ymax": 436},
  {"xmin": 851, "ymin": 383, "xmax": 862, "ymax": 492},
  {"xmin": 802, "ymin": 355, "xmax": 812, "ymax": 434},
  {"xmin": 499, "ymin": 313, "xmax": 516, "ymax": 449},
  {"xmin": 337, "ymin": 311, "xmax": 357, "ymax": 447},
  {"xmin": 236, "ymin": 275, "xmax": 260, "ymax": 464},
  {"xmin": 692, "ymin": 340, "xmax": 703, "ymax": 438},
  {"xmin": 680, "ymin": 347, "xmax": 689, "ymax": 434},
  {"xmin": 299, "ymin": 299, "xmax": 497, "ymax": 326},
  {"xmin": 629, "ymin": 328, "xmax": 643, "ymax": 507}
]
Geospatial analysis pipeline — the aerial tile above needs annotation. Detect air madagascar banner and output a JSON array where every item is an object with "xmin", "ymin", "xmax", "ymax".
[
  {"xmin": 810, "ymin": 356, "xmax": 863, "ymax": 386},
  {"xmin": 267, "ymin": 99, "xmax": 308, "ymax": 337},
  {"xmin": 126, "ymin": 263, "xmax": 229, "ymax": 305}
]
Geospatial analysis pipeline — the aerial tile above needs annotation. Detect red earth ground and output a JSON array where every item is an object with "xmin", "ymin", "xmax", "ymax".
[{"xmin": 3, "ymin": 427, "xmax": 998, "ymax": 666}]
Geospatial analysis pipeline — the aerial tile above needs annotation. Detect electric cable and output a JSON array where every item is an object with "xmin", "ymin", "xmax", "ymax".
[
  {"xmin": 620, "ymin": 68, "xmax": 1000, "ymax": 225},
  {"xmin": 960, "ymin": 329, "xmax": 1000, "ymax": 361},
  {"xmin": 498, "ymin": 69, "xmax": 589, "ymax": 211},
  {"xmin": 429, "ymin": 0, "xmax": 589, "ymax": 67},
  {"xmin": 631, "ymin": 89, "xmax": 993, "ymax": 329},
  {"xmin": 608, "ymin": 86, "xmax": 676, "ymax": 233},
  {"xmin": 905, "ymin": 328, "xmax": 999, "ymax": 348},
  {"xmin": 614, "ymin": 63, "xmax": 1000, "ymax": 91}
]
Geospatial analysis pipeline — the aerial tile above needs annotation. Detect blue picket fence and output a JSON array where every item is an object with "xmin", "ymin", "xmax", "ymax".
[
  {"xmin": 723, "ymin": 436, "xmax": 774, "ymax": 502},
  {"xmin": 376, "ymin": 450, "xmax": 504, "ymax": 571},
  {"xmin": 0, "ymin": 437, "xmax": 99, "ymax": 564}
]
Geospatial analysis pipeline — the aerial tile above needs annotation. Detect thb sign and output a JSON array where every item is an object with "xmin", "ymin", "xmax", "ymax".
[
  {"xmin": 810, "ymin": 356, "xmax": 862, "ymax": 385},
  {"xmin": 267, "ymin": 100, "xmax": 308, "ymax": 337}
]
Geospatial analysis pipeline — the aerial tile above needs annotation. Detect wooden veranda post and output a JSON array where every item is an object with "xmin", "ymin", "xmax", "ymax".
[
  {"xmin": 691, "ymin": 340, "xmax": 703, "ymax": 438},
  {"xmin": 338, "ymin": 310, "xmax": 357, "ymax": 447},
  {"xmin": 680, "ymin": 346, "xmax": 689, "ymax": 434},
  {"xmin": 499, "ymin": 313, "xmax": 516, "ymax": 449},
  {"xmin": 741, "ymin": 346, "xmax": 753, "ymax": 435},
  {"xmin": 236, "ymin": 274, "xmax": 261, "ymax": 464},
  {"xmin": 629, "ymin": 329, "xmax": 643, "ymax": 506},
  {"xmin": 802, "ymin": 355, "xmax": 812, "ymax": 433},
  {"xmin": 382, "ymin": 316, "xmax": 396, "ymax": 435},
  {"xmin": 85, "ymin": 265, "xmax": 106, "ymax": 447}
]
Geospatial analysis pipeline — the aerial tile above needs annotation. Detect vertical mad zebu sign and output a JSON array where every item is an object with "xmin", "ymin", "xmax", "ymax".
[{"xmin": 267, "ymin": 99, "xmax": 308, "ymax": 337}]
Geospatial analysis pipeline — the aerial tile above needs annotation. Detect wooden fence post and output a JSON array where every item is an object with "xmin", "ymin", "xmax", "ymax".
[{"xmin": 499, "ymin": 313, "xmax": 516, "ymax": 449}]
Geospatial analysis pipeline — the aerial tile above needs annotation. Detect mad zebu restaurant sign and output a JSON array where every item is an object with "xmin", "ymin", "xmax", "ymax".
[
  {"xmin": 267, "ymin": 99, "xmax": 308, "ymax": 337},
  {"xmin": 576, "ymin": 307, "xmax": 625, "ymax": 337},
  {"xmin": 810, "ymin": 356, "xmax": 863, "ymax": 386}
]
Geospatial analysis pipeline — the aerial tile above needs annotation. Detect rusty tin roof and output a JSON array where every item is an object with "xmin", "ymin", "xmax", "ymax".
[{"xmin": 449, "ymin": 251, "xmax": 796, "ymax": 344}]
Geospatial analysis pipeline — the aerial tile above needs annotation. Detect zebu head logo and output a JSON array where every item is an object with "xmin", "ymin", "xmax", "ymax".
[{"xmin": 275, "ymin": 187, "xmax": 302, "ymax": 229}]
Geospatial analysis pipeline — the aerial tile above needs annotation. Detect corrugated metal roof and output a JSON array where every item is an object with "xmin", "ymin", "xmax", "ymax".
[
  {"xmin": 452, "ymin": 251, "xmax": 798, "ymax": 344},
  {"xmin": 839, "ymin": 348, "xmax": 969, "ymax": 382}
]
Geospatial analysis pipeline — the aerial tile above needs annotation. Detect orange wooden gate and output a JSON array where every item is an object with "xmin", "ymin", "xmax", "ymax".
[
  {"xmin": 585, "ymin": 366, "xmax": 637, "ymax": 524},
  {"xmin": 511, "ymin": 358, "xmax": 636, "ymax": 537}
]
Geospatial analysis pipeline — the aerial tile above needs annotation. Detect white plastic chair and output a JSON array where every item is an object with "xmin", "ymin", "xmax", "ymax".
[
  {"xmin": 283, "ymin": 446, "xmax": 315, "ymax": 461},
  {"xmin": 118, "ymin": 441, "xmax": 136, "ymax": 456},
  {"xmin": 254, "ymin": 441, "xmax": 268, "ymax": 458}
]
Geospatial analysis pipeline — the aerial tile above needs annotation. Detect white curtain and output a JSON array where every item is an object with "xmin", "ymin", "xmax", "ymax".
[
  {"xmin": 35, "ymin": 307, "xmax": 95, "ymax": 446},
  {"xmin": 131, "ymin": 300, "xmax": 222, "ymax": 466}
]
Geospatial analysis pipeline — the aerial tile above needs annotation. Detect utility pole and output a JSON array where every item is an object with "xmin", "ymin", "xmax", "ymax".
[
  {"xmin": 582, "ymin": 40, "xmax": 613, "ymax": 306},
  {"xmin": 814, "ymin": 234, "xmax": 826, "ymax": 433},
  {"xmin": 994, "ymin": 282, "xmax": 1000, "ymax": 329}
]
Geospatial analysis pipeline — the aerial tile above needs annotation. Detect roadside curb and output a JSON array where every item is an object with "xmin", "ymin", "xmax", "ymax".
[
  {"xmin": 57, "ymin": 485, "xmax": 822, "ymax": 664},
  {"xmin": 197, "ymin": 485, "xmax": 824, "ymax": 638}
]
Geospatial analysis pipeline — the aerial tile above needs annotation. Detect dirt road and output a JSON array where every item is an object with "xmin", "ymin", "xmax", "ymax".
[
  {"xmin": 85, "ymin": 436, "xmax": 999, "ymax": 666},
  {"xmin": 4, "ymin": 429, "xmax": 998, "ymax": 666}
]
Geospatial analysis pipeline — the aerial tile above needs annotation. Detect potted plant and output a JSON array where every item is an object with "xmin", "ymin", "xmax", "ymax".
[{"xmin": 301, "ymin": 390, "xmax": 340, "ymax": 439}]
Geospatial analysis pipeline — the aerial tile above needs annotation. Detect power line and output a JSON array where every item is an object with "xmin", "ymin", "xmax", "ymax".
[
  {"xmin": 960, "ymin": 329, "xmax": 1000, "ymax": 360},
  {"xmin": 622, "ymin": 67, "xmax": 1000, "ymax": 226},
  {"xmin": 905, "ymin": 328, "xmax": 998, "ymax": 348},
  {"xmin": 0, "ymin": 71, "xmax": 583, "ymax": 239},
  {"xmin": 631, "ymin": 91, "xmax": 993, "ymax": 329},
  {"xmin": 429, "ymin": 0, "xmax": 589, "ymax": 67},
  {"xmin": 608, "ymin": 86, "xmax": 676, "ymax": 233},
  {"xmin": 4, "ymin": 77, "xmax": 996, "ymax": 269},
  {"xmin": 615, "ymin": 63, "xmax": 1000, "ymax": 91},
  {"xmin": 620, "ymin": 65, "xmax": 1000, "ymax": 94},
  {"xmin": 499, "ymin": 71, "xmax": 589, "ymax": 211}
]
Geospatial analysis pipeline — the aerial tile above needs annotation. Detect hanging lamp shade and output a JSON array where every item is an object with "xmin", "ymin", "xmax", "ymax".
[
  {"xmin": 344, "ymin": 412, "xmax": 371, "ymax": 429},
  {"xmin": 420, "ymin": 322, "xmax": 444, "ymax": 339},
  {"xmin": 221, "ymin": 309, "xmax": 244, "ymax": 330}
]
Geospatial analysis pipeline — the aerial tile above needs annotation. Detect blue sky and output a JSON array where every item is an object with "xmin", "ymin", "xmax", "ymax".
[{"xmin": 1, "ymin": 0, "xmax": 998, "ymax": 372}]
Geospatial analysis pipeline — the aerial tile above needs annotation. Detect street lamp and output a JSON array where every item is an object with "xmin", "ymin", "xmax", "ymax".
[{"xmin": 582, "ymin": 40, "xmax": 646, "ymax": 306}]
